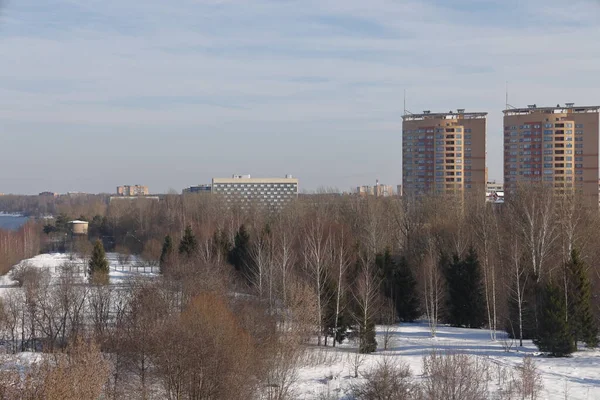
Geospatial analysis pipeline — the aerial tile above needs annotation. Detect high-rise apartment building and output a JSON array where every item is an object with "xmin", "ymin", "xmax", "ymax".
[
  {"xmin": 402, "ymin": 110, "xmax": 487, "ymax": 197},
  {"xmin": 211, "ymin": 175, "xmax": 298, "ymax": 207},
  {"xmin": 503, "ymin": 104, "xmax": 600, "ymax": 203}
]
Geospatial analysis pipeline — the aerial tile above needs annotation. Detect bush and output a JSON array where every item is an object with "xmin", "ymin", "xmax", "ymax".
[
  {"xmin": 352, "ymin": 357, "xmax": 416, "ymax": 400},
  {"xmin": 421, "ymin": 351, "xmax": 489, "ymax": 400}
]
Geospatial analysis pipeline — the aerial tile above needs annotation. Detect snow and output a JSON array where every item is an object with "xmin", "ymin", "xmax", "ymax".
[
  {"xmin": 0, "ymin": 252, "xmax": 158, "ymax": 291},
  {"xmin": 1, "ymin": 254, "xmax": 598, "ymax": 399},
  {"xmin": 294, "ymin": 323, "xmax": 600, "ymax": 400}
]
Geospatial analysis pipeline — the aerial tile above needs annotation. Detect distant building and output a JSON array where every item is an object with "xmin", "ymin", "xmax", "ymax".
[
  {"xmin": 486, "ymin": 181, "xmax": 504, "ymax": 203},
  {"xmin": 39, "ymin": 191, "xmax": 58, "ymax": 197},
  {"xmin": 109, "ymin": 196, "xmax": 159, "ymax": 203},
  {"xmin": 211, "ymin": 174, "xmax": 298, "ymax": 208},
  {"xmin": 503, "ymin": 104, "xmax": 599, "ymax": 204},
  {"xmin": 357, "ymin": 180, "xmax": 393, "ymax": 197},
  {"xmin": 396, "ymin": 184, "xmax": 403, "ymax": 197},
  {"xmin": 183, "ymin": 184, "xmax": 212, "ymax": 194},
  {"xmin": 116, "ymin": 185, "xmax": 149, "ymax": 196},
  {"xmin": 486, "ymin": 181, "xmax": 503, "ymax": 193},
  {"xmin": 403, "ymin": 109, "xmax": 487, "ymax": 198}
]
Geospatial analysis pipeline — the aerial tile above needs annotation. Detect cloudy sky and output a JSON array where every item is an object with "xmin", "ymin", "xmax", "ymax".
[{"xmin": 1, "ymin": 0, "xmax": 599, "ymax": 194}]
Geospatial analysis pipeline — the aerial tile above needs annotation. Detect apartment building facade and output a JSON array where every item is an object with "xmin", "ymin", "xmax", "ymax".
[
  {"xmin": 402, "ymin": 110, "xmax": 487, "ymax": 197},
  {"xmin": 211, "ymin": 175, "xmax": 298, "ymax": 207},
  {"xmin": 116, "ymin": 185, "xmax": 149, "ymax": 196},
  {"xmin": 503, "ymin": 104, "xmax": 600, "ymax": 204}
]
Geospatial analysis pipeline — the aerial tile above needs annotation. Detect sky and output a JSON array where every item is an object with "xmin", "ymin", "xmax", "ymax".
[{"xmin": 1, "ymin": 0, "xmax": 599, "ymax": 194}]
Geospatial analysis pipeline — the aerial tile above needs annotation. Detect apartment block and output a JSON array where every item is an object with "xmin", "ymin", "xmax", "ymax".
[
  {"xmin": 503, "ymin": 104, "xmax": 600, "ymax": 204},
  {"xmin": 356, "ymin": 181, "xmax": 394, "ymax": 197},
  {"xmin": 211, "ymin": 175, "xmax": 298, "ymax": 208},
  {"xmin": 402, "ymin": 110, "xmax": 487, "ymax": 197},
  {"xmin": 116, "ymin": 185, "xmax": 149, "ymax": 196}
]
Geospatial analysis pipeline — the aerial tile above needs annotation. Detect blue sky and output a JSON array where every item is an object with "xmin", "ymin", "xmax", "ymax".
[{"xmin": 1, "ymin": 0, "xmax": 599, "ymax": 194}]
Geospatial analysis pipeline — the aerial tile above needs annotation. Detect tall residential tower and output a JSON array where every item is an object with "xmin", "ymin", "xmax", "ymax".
[
  {"xmin": 402, "ymin": 110, "xmax": 487, "ymax": 197},
  {"xmin": 503, "ymin": 104, "xmax": 600, "ymax": 204}
]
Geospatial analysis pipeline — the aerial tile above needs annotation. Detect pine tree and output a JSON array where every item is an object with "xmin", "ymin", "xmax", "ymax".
[
  {"xmin": 566, "ymin": 249, "xmax": 598, "ymax": 348},
  {"xmin": 159, "ymin": 235, "xmax": 173, "ymax": 273},
  {"xmin": 534, "ymin": 282, "xmax": 576, "ymax": 357},
  {"xmin": 178, "ymin": 225, "xmax": 198, "ymax": 258},
  {"xmin": 88, "ymin": 239, "xmax": 109, "ymax": 284},
  {"xmin": 445, "ymin": 248, "xmax": 486, "ymax": 328}
]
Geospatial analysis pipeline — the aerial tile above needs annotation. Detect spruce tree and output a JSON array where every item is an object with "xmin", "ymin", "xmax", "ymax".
[
  {"xmin": 359, "ymin": 321, "xmax": 377, "ymax": 354},
  {"xmin": 534, "ymin": 282, "xmax": 576, "ymax": 356},
  {"xmin": 376, "ymin": 250, "xmax": 420, "ymax": 322},
  {"xmin": 88, "ymin": 239, "xmax": 109, "ymax": 284},
  {"xmin": 445, "ymin": 248, "xmax": 486, "ymax": 328},
  {"xmin": 178, "ymin": 225, "xmax": 198, "ymax": 258},
  {"xmin": 394, "ymin": 256, "xmax": 421, "ymax": 322},
  {"xmin": 566, "ymin": 249, "xmax": 598, "ymax": 348},
  {"xmin": 228, "ymin": 225, "xmax": 251, "ymax": 273},
  {"xmin": 159, "ymin": 235, "xmax": 173, "ymax": 273}
]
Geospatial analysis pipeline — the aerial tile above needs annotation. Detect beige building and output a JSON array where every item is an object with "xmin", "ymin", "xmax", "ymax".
[
  {"xmin": 211, "ymin": 175, "xmax": 298, "ymax": 207},
  {"xmin": 116, "ymin": 185, "xmax": 149, "ymax": 196},
  {"xmin": 503, "ymin": 104, "xmax": 600, "ymax": 204},
  {"xmin": 357, "ymin": 181, "xmax": 393, "ymax": 197},
  {"xmin": 402, "ymin": 109, "xmax": 487, "ymax": 197}
]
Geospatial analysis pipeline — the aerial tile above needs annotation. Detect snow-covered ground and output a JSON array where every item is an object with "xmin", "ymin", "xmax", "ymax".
[
  {"xmin": 294, "ymin": 323, "xmax": 600, "ymax": 400},
  {"xmin": 0, "ymin": 252, "xmax": 158, "ymax": 291}
]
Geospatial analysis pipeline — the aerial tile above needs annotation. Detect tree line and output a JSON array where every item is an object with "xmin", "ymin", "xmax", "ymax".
[{"xmin": 0, "ymin": 185, "xmax": 598, "ymax": 397}]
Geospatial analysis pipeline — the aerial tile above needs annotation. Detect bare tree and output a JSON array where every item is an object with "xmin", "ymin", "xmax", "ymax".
[
  {"xmin": 351, "ymin": 254, "xmax": 381, "ymax": 353},
  {"xmin": 302, "ymin": 214, "xmax": 333, "ymax": 346},
  {"xmin": 471, "ymin": 202, "xmax": 499, "ymax": 340},
  {"xmin": 422, "ymin": 237, "xmax": 443, "ymax": 338},
  {"xmin": 331, "ymin": 226, "xmax": 352, "ymax": 348},
  {"xmin": 510, "ymin": 185, "xmax": 558, "ymax": 282},
  {"xmin": 506, "ymin": 237, "xmax": 528, "ymax": 347}
]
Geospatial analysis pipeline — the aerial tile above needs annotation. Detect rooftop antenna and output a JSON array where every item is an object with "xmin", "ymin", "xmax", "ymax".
[
  {"xmin": 403, "ymin": 89, "xmax": 413, "ymax": 116},
  {"xmin": 505, "ymin": 81, "xmax": 515, "ymax": 110}
]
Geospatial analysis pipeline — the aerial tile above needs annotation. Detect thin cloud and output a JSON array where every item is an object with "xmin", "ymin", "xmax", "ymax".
[{"xmin": 0, "ymin": 0, "xmax": 598, "ymax": 192}]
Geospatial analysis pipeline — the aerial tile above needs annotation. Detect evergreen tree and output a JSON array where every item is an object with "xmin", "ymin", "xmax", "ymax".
[
  {"xmin": 88, "ymin": 239, "xmax": 109, "ymax": 284},
  {"xmin": 445, "ymin": 248, "xmax": 486, "ymax": 328},
  {"xmin": 212, "ymin": 228, "xmax": 231, "ymax": 262},
  {"xmin": 393, "ymin": 256, "xmax": 421, "ymax": 322},
  {"xmin": 178, "ymin": 225, "xmax": 198, "ymax": 258},
  {"xmin": 566, "ymin": 249, "xmax": 598, "ymax": 348},
  {"xmin": 534, "ymin": 281, "xmax": 576, "ymax": 356},
  {"xmin": 359, "ymin": 321, "xmax": 377, "ymax": 354},
  {"xmin": 159, "ymin": 235, "xmax": 173, "ymax": 273},
  {"xmin": 228, "ymin": 225, "xmax": 251, "ymax": 273},
  {"xmin": 375, "ymin": 250, "xmax": 420, "ymax": 322}
]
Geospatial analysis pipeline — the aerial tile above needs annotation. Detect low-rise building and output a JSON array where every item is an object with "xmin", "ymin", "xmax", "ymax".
[
  {"xmin": 183, "ymin": 184, "xmax": 212, "ymax": 194},
  {"xmin": 486, "ymin": 181, "xmax": 504, "ymax": 203}
]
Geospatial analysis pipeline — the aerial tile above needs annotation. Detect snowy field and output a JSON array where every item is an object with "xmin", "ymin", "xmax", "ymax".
[
  {"xmin": 0, "ymin": 252, "xmax": 158, "ymax": 290},
  {"xmin": 295, "ymin": 323, "xmax": 600, "ymax": 400}
]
